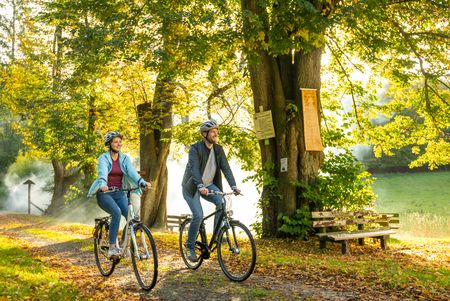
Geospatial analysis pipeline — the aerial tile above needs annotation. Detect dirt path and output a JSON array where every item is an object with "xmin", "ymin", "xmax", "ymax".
[{"xmin": 0, "ymin": 214, "xmax": 387, "ymax": 300}]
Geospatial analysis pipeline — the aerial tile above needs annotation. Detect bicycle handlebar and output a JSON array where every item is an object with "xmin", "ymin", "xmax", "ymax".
[
  {"xmin": 100, "ymin": 186, "xmax": 147, "ymax": 194},
  {"xmin": 208, "ymin": 190, "xmax": 243, "ymax": 196}
]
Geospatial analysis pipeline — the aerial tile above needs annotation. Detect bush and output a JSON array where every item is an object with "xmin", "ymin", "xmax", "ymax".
[
  {"xmin": 298, "ymin": 150, "xmax": 376, "ymax": 211},
  {"xmin": 277, "ymin": 207, "xmax": 313, "ymax": 239},
  {"xmin": 277, "ymin": 150, "xmax": 376, "ymax": 238}
]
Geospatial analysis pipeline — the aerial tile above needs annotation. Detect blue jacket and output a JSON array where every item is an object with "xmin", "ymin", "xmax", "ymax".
[
  {"xmin": 87, "ymin": 151, "xmax": 145, "ymax": 197},
  {"xmin": 182, "ymin": 141, "xmax": 237, "ymax": 197}
]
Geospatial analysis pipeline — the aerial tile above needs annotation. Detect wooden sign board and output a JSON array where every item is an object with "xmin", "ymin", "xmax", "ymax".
[
  {"xmin": 254, "ymin": 110, "xmax": 275, "ymax": 140},
  {"xmin": 301, "ymin": 89, "xmax": 324, "ymax": 151}
]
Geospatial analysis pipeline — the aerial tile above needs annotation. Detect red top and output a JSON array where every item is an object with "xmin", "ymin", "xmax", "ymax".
[{"xmin": 108, "ymin": 158, "xmax": 123, "ymax": 189}]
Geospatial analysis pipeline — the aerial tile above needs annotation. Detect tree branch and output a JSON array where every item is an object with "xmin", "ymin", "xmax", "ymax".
[{"xmin": 325, "ymin": 41, "xmax": 362, "ymax": 130}]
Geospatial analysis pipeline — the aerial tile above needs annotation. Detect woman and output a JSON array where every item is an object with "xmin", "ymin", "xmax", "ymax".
[{"xmin": 88, "ymin": 131, "xmax": 150, "ymax": 257}]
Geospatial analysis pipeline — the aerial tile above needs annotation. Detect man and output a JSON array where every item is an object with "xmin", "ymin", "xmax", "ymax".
[{"xmin": 181, "ymin": 119, "xmax": 241, "ymax": 262}]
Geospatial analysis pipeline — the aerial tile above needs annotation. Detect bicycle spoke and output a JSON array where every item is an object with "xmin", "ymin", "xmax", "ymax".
[
  {"xmin": 179, "ymin": 219, "xmax": 203, "ymax": 269},
  {"xmin": 131, "ymin": 224, "xmax": 158, "ymax": 291},
  {"xmin": 218, "ymin": 221, "xmax": 256, "ymax": 282},
  {"xmin": 94, "ymin": 222, "xmax": 116, "ymax": 276}
]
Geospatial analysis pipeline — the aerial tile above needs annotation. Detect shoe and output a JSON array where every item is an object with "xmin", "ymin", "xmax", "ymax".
[
  {"xmin": 108, "ymin": 246, "xmax": 121, "ymax": 257},
  {"xmin": 186, "ymin": 248, "xmax": 198, "ymax": 262}
]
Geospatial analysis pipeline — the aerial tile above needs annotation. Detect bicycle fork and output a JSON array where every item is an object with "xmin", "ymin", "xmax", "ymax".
[
  {"xmin": 130, "ymin": 224, "xmax": 150, "ymax": 260},
  {"xmin": 222, "ymin": 221, "xmax": 240, "ymax": 254}
]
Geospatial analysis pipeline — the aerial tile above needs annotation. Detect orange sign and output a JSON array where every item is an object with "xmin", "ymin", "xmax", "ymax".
[{"xmin": 301, "ymin": 89, "xmax": 324, "ymax": 151}]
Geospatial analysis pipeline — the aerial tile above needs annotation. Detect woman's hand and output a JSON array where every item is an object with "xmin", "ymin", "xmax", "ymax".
[
  {"xmin": 100, "ymin": 186, "xmax": 108, "ymax": 192},
  {"xmin": 140, "ymin": 181, "xmax": 151, "ymax": 190}
]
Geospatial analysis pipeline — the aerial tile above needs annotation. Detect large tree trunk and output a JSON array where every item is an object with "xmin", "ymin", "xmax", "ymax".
[
  {"xmin": 138, "ymin": 75, "xmax": 174, "ymax": 228},
  {"xmin": 46, "ymin": 160, "xmax": 82, "ymax": 215},
  {"xmin": 241, "ymin": 0, "xmax": 325, "ymax": 236}
]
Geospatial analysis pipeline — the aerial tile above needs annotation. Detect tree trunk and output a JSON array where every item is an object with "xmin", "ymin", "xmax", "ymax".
[
  {"xmin": 241, "ymin": 0, "xmax": 325, "ymax": 236},
  {"xmin": 82, "ymin": 94, "xmax": 98, "ymax": 190},
  {"xmin": 138, "ymin": 75, "xmax": 174, "ymax": 228},
  {"xmin": 46, "ymin": 160, "xmax": 82, "ymax": 215}
]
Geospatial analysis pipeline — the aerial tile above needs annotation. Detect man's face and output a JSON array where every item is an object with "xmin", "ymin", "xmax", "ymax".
[
  {"xmin": 110, "ymin": 137, "xmax": 122, "ymax": 152},
  {"xmin": 206, "ymin": 128, "xmax": 218, "ymax": 144}
]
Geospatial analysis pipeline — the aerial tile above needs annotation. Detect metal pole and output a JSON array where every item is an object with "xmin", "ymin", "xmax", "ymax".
[{"xmin": 28, "ymin": 184, "xmax": 31, "ymax": 214}]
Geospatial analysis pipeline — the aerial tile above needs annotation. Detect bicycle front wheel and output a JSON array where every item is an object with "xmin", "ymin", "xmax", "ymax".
[
  {"xmin": 93, "ymin": 222, "xmax": 116, "ymax": 276},
  {"xmin": 217, "ymin": 220, "xmax": 256, "ymax": 282},
  {"xmin": 130, "ymin": 224, "xmax": 158, "ymax": 291},
  {"xmin": 179, "ymin": 218, "xmax": 203, "ymax": 269}
]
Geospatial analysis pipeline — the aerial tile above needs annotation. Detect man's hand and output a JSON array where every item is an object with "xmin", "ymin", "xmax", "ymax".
[
  {"xmin": 199, "ymin": 187, "xmax": 209, "ymax": 195},
  {"xmin": 233, "ymin": 187, "xmax": 241, "ymax": 195}
]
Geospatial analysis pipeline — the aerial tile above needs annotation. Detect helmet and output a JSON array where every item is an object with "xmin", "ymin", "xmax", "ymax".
[
  {"xmin": 104, "ymin": 131, "xmax": 123, "ymax": 146},
  {"xmin": 199, "ymin": 119, "xmax": 218, "ymax": 135}
]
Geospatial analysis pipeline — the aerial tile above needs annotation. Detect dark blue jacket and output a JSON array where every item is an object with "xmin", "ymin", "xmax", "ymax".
[{"xmin": 182, "ymin": 141, "xmax": 237, "ymax": 197}]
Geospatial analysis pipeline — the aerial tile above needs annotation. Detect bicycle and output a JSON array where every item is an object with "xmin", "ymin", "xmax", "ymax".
[
  {"xmin": 179, "ymin": 191, "xmax": 256, "ymax": 282},
  {"xmin": 93, "ymin": 187, "xmax": 158, "ymax": 290}
]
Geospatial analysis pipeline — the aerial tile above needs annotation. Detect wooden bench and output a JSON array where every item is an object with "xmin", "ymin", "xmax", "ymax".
[
  {"xmin": 312, "ymin": 211, "xmax": 399, "ymax": 254},
  {"xmin": 166, "ymin": 214, "xmax": 190, "ymax": 232}
]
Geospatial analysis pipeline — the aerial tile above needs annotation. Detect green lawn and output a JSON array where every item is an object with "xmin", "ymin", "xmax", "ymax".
[
  {"xmin": 0, "ymin": 235, "xmax": 80, "ymax": 300},
  {"xmin": 372, "ymin": 171, "xmax": 450, "ymax": 238}
]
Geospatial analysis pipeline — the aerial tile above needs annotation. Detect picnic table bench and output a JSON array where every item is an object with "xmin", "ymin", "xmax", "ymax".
[
  {"xmin": 166, "ymin": 214, "xmax": 189, "ymax": 232},
  {"xmin": 312, "ymin": 210, "xmax": 399, "ymax": 254}
]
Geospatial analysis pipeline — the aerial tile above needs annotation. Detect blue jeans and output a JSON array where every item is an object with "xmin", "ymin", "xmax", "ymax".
[
  {"xmin": 183, "ymin": 184, "xmax": 222, "ymax": 250},
  {"xmin": 97, "ymin": 191, "xmax": 128, "ymax": 244}
]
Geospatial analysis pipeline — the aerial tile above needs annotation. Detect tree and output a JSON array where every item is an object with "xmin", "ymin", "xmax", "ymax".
[{"xmin": 239, "ymin": 0, "xmax": 449, "ymax": 236}]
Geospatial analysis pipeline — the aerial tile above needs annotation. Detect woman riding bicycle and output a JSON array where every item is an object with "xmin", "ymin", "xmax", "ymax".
[
  {"xmin": 181, "ymin": 120, "xmax": 241, "ymax": 262},
  {"xmin": 88, "ymin": 131, "xmax": 150, "ymax": 257}
]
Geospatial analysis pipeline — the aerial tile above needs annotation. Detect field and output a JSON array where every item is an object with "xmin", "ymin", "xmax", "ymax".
[{"xmin": 373, "ymin": 171, "xmax": 450, "ymax": 238}]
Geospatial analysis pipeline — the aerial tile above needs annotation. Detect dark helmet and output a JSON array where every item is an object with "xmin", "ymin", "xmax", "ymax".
[
  {"xmin": 199, "ymin": 119, "xmax": 218, "ymax": 136},
  {"xmin": 104, "ymin": 131, "xmax": 123, "ymax": 146}
]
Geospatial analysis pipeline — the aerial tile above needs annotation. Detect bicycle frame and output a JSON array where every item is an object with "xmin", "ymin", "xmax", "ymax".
[
  {"xmin": 197, "ymin": 192, "xmax": 234, "ymax": 254},
  {"xmin": 100, "ymin": 188, "xmax": 148, "ymax": 260}
]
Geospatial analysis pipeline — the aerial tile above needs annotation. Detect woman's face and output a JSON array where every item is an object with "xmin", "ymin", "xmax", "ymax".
[{"xmin": 110, "ymin": 137, "xmax": 122, "ymax": 152}]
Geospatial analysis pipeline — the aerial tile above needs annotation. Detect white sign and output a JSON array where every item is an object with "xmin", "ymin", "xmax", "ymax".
[
  {"xmin": 254, "ymin": 110, "xmax": 276, "ymax": 140},
  {"xmin": 280, "ymin": 158, "xmax": 288, "ymax": 172}
]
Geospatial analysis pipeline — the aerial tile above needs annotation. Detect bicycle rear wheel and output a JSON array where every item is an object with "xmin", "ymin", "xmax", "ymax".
[
  {"xmin": 131, "ymin": 224, "xmax": 158, "ymax": 291},
  {"xmin": 179, "ymin": 218, "xmax": 203, "ymax": 269},
  {"xmin": 93, "ymin": 222, "xmax": 116, "ymax": 276},
  {"xmin": 217, "ymin": 220, "xmax": 256, "ymax": 282}
]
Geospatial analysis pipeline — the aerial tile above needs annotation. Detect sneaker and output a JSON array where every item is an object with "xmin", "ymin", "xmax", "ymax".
[
  {"xmin": 108, "ymin": 246, "xmax": 121, "ymax": 257},
  {"xmin": 186, "ymin": 248, "xmax": 198, "ymax": 262}
]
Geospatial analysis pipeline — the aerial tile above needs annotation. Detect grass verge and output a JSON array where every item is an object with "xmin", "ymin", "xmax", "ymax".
[{"xmin": 0, "ymin": 235, "xmax": 81, "ymax": 300}]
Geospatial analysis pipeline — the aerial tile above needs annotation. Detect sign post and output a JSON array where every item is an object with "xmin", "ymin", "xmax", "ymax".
[{"xmin": 23, "ymin": 179, "xmax": 35, "ymax": 214}]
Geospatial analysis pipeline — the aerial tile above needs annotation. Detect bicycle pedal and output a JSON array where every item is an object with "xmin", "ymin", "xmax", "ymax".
[{"xmin": 110, "ymin": 255, "xmax": 120, "ymax": 263}]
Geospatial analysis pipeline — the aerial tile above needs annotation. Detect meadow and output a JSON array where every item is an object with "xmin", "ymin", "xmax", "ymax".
[{"xmin": 373, "ymin": 171, "xmax": 450, "ymax": 238}]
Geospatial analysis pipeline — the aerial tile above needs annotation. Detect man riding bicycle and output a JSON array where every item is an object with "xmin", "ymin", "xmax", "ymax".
[{"xmin": 181, "ymin": 119, "xmax": 241, "ymax": 262}]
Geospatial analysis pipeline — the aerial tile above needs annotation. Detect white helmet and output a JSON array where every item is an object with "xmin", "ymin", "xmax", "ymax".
[
  {"xmin": 199, "ymin": 119, "xmax": 218, "ymax": 135},
  {"xmin": 104, "ymin": 131, "xmax": 123, "ymax": 146}
]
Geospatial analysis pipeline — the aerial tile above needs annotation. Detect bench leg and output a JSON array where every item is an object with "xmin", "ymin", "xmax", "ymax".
[
  {"xmin": 319, "ymin": 239, "xmax": 326, "ymax": 249},
  {"xmin": 358, "ymin": 238, "xmax": 364, "ymax": 246},
  {"xmin": 380, "ymin": 235, "xmax": 389, "ymax": 250},
  {"xmin": 341, "ymin": 241, "xmax": 350, "ymax": 255}
]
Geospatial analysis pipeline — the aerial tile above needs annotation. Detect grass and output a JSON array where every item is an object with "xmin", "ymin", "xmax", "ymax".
[
  {"xmin": 0, "ymin": 235, "xmax": 81, "ymax": 300},
  {"xmin": 372, "ymin": 171, "xmax": 450, "ymax": 238},
  {"xmin": 24, "ymin": 228, "xmax": 93, "ymax": 252},
  {"xmin": 1, "ymin": 214, "xmax": 449, "ymax": 300}
]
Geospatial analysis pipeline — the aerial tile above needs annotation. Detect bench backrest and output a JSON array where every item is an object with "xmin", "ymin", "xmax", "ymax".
[
  {"xmin": 166, "ymin": 214, "xmax": 190, "ymax": 231},
  {"xmin": 311, "ymin": 211, "xmax": 399, "ymax": 229}
]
